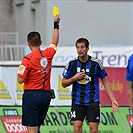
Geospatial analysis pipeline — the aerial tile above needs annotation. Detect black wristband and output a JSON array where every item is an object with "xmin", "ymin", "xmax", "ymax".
[{"xmin": 54, "ymin": 22, "xmax": 59, "ymax": 29}]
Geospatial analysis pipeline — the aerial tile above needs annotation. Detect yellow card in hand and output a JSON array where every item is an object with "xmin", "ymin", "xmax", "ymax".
[{"xmin": 53, "ymin": 6, "xmax": 59, "ymax": 16}]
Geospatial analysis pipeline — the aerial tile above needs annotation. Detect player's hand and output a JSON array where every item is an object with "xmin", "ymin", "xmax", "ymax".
[
  {"xmin": 112, "ymin": 100, "xmax": 119, "ymax": 112},
  {"xmin": 54, "ymin": 14, "xmax": 60, "ymax": 22},
  {"xmin": 74, "ymin": 72, "xmax": 86, "ymax": 81}
]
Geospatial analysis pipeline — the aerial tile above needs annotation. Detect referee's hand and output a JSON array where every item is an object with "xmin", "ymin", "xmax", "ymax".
[{"xmin": 54, "ymin": 14, "xmax": 60, "ymax": 22}]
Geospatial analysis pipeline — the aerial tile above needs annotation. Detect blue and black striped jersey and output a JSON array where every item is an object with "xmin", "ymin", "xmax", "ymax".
[
  {"xmin": 62, "ymin": 56, "xmax": 108, "ymax": 106},
  {"xmin": 126, "ymin": 53, "xmax": 133, "ymax": 81}
]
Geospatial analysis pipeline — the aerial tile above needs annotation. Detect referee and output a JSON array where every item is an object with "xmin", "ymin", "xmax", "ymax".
[{"xmin": 17, "ymin": 15, "xmax": 60, "ymax": 133}]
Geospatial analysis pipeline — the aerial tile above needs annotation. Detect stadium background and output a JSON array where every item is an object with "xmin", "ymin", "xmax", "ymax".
[{"xmin": 0, "ymin": 0, "xmax": 132, "ymax": 133}]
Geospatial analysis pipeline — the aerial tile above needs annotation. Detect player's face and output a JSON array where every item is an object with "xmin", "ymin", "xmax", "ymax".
[{"xmin": 76, "ymin": 43, "xmax": 89, "ymax": 58}]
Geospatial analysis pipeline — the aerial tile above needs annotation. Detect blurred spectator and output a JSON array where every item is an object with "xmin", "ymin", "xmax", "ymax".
[
  {"xmin": 126, "ymin": 53, "xmax": 133, "ymax": 133},
  {"xmin": 126, "ymin": 53, "xmax": 133, "ymax": 114}
]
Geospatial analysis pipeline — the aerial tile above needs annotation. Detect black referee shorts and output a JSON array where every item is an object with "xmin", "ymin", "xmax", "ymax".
[{"xmin": 22, "ymin": 90, "xmax": 51, "ymax": 126}]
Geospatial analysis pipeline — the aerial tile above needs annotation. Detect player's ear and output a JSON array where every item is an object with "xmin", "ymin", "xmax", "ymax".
[
  {"xmin": 28, "ymin": 42, "xmax": 30, "ymax": 46},
  {"xmin": 40, "ymin": 41, "xmax": 42, "ymax": 45}
]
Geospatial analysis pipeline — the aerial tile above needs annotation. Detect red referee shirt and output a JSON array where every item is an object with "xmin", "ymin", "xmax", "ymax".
[{"xmin": 17, "ymin": 42, "xmax": 57, "ymax": 91}]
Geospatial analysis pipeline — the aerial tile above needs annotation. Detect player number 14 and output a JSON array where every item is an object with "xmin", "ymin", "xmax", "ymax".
[{"xmin": 70, "ymin": 111, "xmax": 76, "ymax": 118}]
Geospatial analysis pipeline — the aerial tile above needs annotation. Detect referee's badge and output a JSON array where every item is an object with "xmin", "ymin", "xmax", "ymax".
[
  {"xmin": 40, "ymin": 57, "xmax": 48, "ymax": 68},
  {"xmin": 18, "ymin": 65, "xmax": 26, "ymax": 75}
]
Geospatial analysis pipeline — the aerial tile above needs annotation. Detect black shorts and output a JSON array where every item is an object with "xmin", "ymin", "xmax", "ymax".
[
  {"xmin": 22, "ymin": 90, "xmax": 51, "ymax": 126},
  {"xmin": 70, "ymin": 102, "xmax": 101, "ymax": 123}
]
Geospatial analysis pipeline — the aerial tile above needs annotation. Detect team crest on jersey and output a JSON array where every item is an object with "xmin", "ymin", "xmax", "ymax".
[
  {"xmin": 18, "ymin": 65, "xmax": 26, "ymax": 75},
  {"xmin": 40, "ymin": 57, "xmax": 48, "ymax": 68},
  {"xmin": 77, "ymin": 74, "xmax": 91, "ymax": 84}
]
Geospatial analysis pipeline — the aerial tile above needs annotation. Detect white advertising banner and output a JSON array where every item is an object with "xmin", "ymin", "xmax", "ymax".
[
  {"xmin": 0, "ymin": 67, "xmax": 72, "ymax": 106},
  {"xmin": 0, "ymin": 46, "xmax": 132, "ymax": 105},
  {"xmin": 0, "ymin": 67, "xmax": 22, "ymax": 105},
  {"xmin": 0, "ymin": 66, "xmax": 128, "ymax": 106},
  {"xmin": 52, "ymin": 46, "xmax": 132, "ymax": 67},
  {"xmin": 25, "ymin": 46, "xmax": 133, "ymax": 67}
]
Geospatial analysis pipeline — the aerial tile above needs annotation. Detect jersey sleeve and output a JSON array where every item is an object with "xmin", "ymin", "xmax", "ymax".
[
  {"xmin": 126, "ymin": 55, "xmax": 133, "ymax": 81},
  {"xmin": 97, "ymin": 59, "xmax": 108, "ymax": 79},
  {"xmin": 44, "ymin": 42, "xmax": 57, "ymax": 58},
  {"xmin": 17, "ymin": 57, "xmax": 30, "ymax": 79},
  {"xmin": 62, "ymin": 61, "xmax": 73, "ymax": 79}
]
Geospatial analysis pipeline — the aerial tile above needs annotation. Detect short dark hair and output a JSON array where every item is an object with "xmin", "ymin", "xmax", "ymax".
[
  {"xmin": 75, "ymin": 38, "xmax": 89, "ymax": 48},
  {"xmin": 27, "ymin": 31, "xmax": 41, "ymax": 46}
]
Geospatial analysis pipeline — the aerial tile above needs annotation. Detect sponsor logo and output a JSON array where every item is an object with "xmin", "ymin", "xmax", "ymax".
[
  {"xmin": 96, "ymin": 116, "xmax": 100, "ymax": 120},
  {"xmin": 1, "ymin": 116, "xmax": 28, "ymax": 133},
  {"xmin": 58, "ymin": 75, "xmax": 71, "ymax": 99},
  {"xmin": 127, "ymin": 115, "xmax": 133, "ymax": 128},
  {"xmin": 0, "ymin": 80, "xmax": 11, "ymax": 99},
  {"xmin": 77, "ymin": 75, "xmax": 91, "ymax": 84},
  {"xmin": 3, "ymin": 109, "xmax": 19, "ymax": 116}
]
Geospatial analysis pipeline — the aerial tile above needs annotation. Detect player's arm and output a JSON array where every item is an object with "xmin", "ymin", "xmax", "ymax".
[
  {"xmin": 18, "ymin": 77, "xmax": 25, "ymax": 84},
  {"xmin": 62, "ymin": 77, "xmax": 76, "ymax": 88},
  {"xmin": 102, "ymin": 77, "xmax": 119, "ymax": 112},
  {"xmin": 52, "ymin": 14, "xmax": 60, "ymax": 46},
  {"xmin": 62, "ymin": 72, "xmax": 85, "ymax": 88},
  {"xmin": 17, "ymin": 59, "xmax": 29, "ymax": 84}
]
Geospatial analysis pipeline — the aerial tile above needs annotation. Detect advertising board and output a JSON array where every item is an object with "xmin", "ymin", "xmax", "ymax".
[{"xmin": 0, "ymin": 106, "xmax": 131, "ymax": 133}]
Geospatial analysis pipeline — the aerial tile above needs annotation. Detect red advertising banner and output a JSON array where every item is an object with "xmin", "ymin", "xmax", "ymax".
[
  {"xmin": 100, "ymin": 67, "xmax": 128, "ymax": 106},
  {"xmin": 1, "ymin": 116, "xmax": 28, "ymax": 133}
]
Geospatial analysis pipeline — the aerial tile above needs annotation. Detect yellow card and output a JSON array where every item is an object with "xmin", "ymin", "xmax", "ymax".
[{"xmin": 53, "ymin": 6, "xmax": 59, "ymax": 16}]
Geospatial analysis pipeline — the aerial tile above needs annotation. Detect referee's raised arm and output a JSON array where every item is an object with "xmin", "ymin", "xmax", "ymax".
[{"xmin": 52, "ymin": 14, "xmax": 60, "ymax": 46}]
